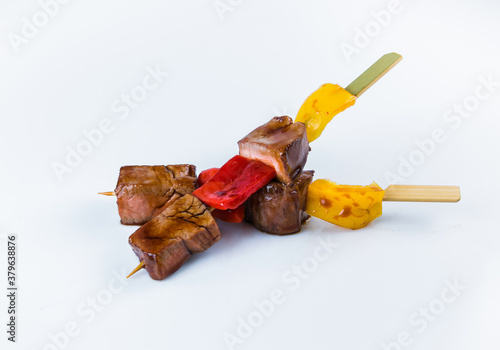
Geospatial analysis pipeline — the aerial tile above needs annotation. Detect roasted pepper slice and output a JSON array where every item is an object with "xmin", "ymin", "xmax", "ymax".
[
  {"xmin": 306, "ymin": 180, "xmax": 384, "ymax": 229},
  {"xmin": 192, "ymin": 156, "xmax": 276, "ymax": 210},
  {"xmin": 210, "ymin": 205, "xmax": 246, "ymax": 223},
  {"xmin": 295, "ymin": 83, "xmax": 356, "ymax": 142},
  {"xmin": 197, "ymin": 167, "xmax": 219, "ymax": 187},
  {"xmin": 197, "ymin": 167, "xmax": 246, "ymax": 223}
]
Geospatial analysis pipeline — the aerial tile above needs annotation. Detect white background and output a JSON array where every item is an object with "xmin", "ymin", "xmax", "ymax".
[{"xmin": 1, "ymin": 0, "xmax": 500, "ymax": 349}]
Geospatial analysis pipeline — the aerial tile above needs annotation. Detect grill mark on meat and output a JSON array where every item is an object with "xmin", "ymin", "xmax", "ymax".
[{"xmin": 177, "ymin": 215, "xmax": 207, "ymax": 229}]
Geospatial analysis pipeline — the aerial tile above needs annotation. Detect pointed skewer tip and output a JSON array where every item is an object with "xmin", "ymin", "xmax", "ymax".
[
  {"xmin": 127, "ymin": 261, "xmax": 145, "ymax": 279},
  {"xmin": 98, "ymin": 191, "xmax": 116, "ymax": 196}
]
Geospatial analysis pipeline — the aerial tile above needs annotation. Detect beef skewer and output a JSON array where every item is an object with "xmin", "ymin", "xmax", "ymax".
[{"xmin": 102, "ymin": 53, "xmax": 458, "ymax": 281}]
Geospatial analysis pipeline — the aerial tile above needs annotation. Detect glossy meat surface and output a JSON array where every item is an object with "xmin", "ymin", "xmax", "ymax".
[
  {"xmin": 115, "ymin": 164, "xmax": 197, "ymax": 225},
  {"xmin": 129, "ymin": 194, "xmax": 221, "ymax": 280},
  {"xmin": 246, "ymin": 170, "xmax": 314, "ymax": 235},
  {"xmin": 238, "ymin": 116, "xmax": 310, "ymax": 185}
]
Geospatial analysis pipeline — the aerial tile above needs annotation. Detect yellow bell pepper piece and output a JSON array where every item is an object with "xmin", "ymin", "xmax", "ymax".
[
  {"xmin": 295, "ymin": 83, "xmax": 356, "ymax": 142},
  {"xmin": 306, "ymin": 180, "xmax": 385, "ymax": 229}
]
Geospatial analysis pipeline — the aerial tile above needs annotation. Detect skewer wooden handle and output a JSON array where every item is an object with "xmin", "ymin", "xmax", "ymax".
[
  {"xmin": 383, "ymin": 185, "xmax": 461, "ymax": 202},
  {"xmin": 345, "ymin": 52, "xmax": 402, "ymax": 97}
]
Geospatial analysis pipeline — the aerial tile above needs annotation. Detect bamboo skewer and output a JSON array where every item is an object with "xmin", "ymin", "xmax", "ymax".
[
  {"xmin": 383, "ymin": 185, "xmax": 461, "ymax": 203},
  {"xmin": 110, "ymin": 53, "xmax": 460, "ymax": 281},
  {"xmin": 345, "ymin": 52, "xmax": 403, "ymax": 97},
  {"xmin": 127, "ymin": 261, "xmax": 145, "ymax": 278}
]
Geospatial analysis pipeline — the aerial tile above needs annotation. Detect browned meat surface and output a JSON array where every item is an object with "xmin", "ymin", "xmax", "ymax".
[
  {"xmin": 115, "ymin": 164, "xmax": 197, "ymax": 225},
  {"xmin": 238, "ymin": 116, "xmax": 310, "ymax": 185},
  {"xmin": 129, "ymin": 194, "xmax": 221, "ymax": 280},
  {"xmin": 246, "ymin": 170, "xmax": 314, "ymax": 235}
]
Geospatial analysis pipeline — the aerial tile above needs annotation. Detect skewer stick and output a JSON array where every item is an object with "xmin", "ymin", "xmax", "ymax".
[
  {"xmin": 127, "ymin": 261, "xmax": 145, "ymax": 278},
  {"xmin": 345, "ymin": 52, "xmax": 403, "ymax": 97},
  {"xmin": 383, "ymin": 185, "xmax": 461, "ymax": 203},
  {"xmin": 98, "ymin": 191, "xmax": 116, "ymax": 196}
]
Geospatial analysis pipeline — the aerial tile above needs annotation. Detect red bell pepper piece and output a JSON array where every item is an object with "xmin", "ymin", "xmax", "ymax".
[
  {"xmin": 197, "ymin": 167, "xmax": 247, "ymax": 223},
  {"xmin": 193, "ymin": 156, "xmax": 276, "ymax": 210},
  {"xmin": 213, "ymin": 204, "xmax": 246, "ymax": 223},
  {"xmin": 197, "ymin": 168, "xmax": 219, "ymax": 187}
]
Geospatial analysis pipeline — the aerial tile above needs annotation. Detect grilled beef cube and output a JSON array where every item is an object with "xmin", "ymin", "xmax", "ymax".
[
  {"xmin": 129, "ymin": 194, "xmax": 221, "ymax": 280},
  {"xmin": 246, "ymin": 170, "xmax": 314, "ymax": 235},
  {"xmin": 115, "ymin": 164, "xmax": 197, "ymax": 225},
  {"xmin": 238, "ymin": 116, "xmax": 309, "ymax": 185}
]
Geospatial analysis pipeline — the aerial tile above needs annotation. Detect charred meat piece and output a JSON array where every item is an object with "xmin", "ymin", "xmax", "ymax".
[
  {"xmin": 115, "ymin": 164, "xmax": 197, "ymax": 225},
  {"xmin": 246, "ymin": 170, "xmax": 314, "ymax": 235},
  {"xmin": 238, "ymin": 116, "xmax": 310, "ymax": 185},
  {"xmin": 129, "ymin": 194, "xmax": 221, "ymax": 280}
]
